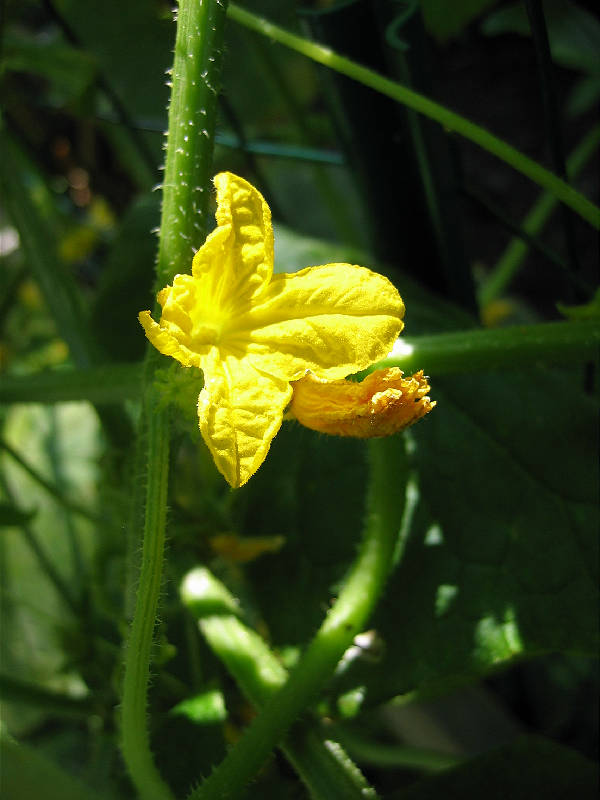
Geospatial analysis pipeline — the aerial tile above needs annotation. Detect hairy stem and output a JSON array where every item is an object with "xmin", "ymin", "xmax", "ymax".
[
  {"xmin": 188, "ymin": 436, "xmax": 407, "ymax": 799},
  {"xmin": 182, "ymin": 568, "xmax": 378, "ymax": 800},
  {"xmin": 119, "ymin": 1, "xmax": 228, "ymax": 798},
  {"xmin": 368, "ymin": 320, "xmax": 600, "ymax": 377}
]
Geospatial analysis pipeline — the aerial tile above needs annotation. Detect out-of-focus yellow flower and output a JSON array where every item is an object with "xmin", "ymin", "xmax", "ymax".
[
  {"xmin": 209, "ymin": 533, "xmax": 285, "ymax": 564},
  {"xmin": 59, "ymin": 225, "xmax": 98, "ymax": 263},
  {"xmin": 480, "ymin": 298, "xmax": 516, "ymax": 328},
  {"xmin": 139, "ymin": 172, "xmax": 405, "ymax": 487},
  {"xmin": 288, "ymin": 367, "xmax": 435, "ymax": 437}
]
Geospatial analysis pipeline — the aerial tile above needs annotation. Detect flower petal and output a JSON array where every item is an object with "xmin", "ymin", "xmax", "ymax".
[
  {"xmin": 223, "ymin": 264, "xmax": 404, "ymax": 380},
  {"xmin": 138, "ymin": 310, "xmax": 201, "ymax": 367},
  {"xmin": 197, "ymin": 352, "xmax": 292, "ymax": 488},
  {"xmin": 192, "ymin": 172, "xmax": 274, "ymax": 307},
  {"xmin": 288, "ymin": 368, "xmax": 435, "ymax": 437}
]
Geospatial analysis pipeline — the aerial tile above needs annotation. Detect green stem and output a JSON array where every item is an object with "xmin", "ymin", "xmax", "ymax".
[
  {"xmin": 120, "ymin": 402, "xmax": 173, "ymax": 800},
  {"xmin": 181, "ymin": 568, "xmax": 377, "ymax": 800},
  {"xmin": 365, "ymin": 320, "xmax": 600, "ymax": 377},
  {"xmin": 227, "ymin": 3, "xmax": 600, "ymax": 230},
  {"xmin": 156, "ymin": 0, "xmax": 228, "ymax": 287},
  {"xmin": 216, "ymin": 134, "xmax": 344, "ymax": 165},
  {"xmin": 480, "ymin": 124, "xmax": 600, "ymax": 305},
  {"xmin": 2, "ymin": 320, "xmax": 596, "ymax": 413},
  {"xmin": 123, "ymin": 403, "xmax": 150, "ymax": 623},
  {"xmin": 188, "ymin": 436, "xmax": 406, "ymax": 799},
  {"xmin": 119, "ymin": 1, "xmax": 228, "ymax": 797},
  {"xmin": 0, "ymin": 363, "xmax": 143, "ymax": 406},
  {"xmin": 329, "ymin": 725, "xmax": 461, "ymax": 771}
]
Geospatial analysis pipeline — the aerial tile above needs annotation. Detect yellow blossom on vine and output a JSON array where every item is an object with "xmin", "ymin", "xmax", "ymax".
[
  {"xmin": 139, "ymin": 172, "xmax": 405, "ymax": 487},
  {"xmin": 288, "ymin": 367, "xmax": 435, "ymax": 437}
]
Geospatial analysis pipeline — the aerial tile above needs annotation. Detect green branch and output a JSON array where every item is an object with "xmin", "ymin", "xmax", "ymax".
[
  {"xmin": 181, "ymin": 568, "xmax": 377, "ymax": 800},
  {"xmin": 227, "ymin": 3, "xmax": 600, "ymax": 230},
  {"xmin": 366, "ymin": 320, "xmax": 600, "ymax": 377},
  {"xmin": 188, "ymin": 436, "xmax": 407, "ymax": 799},
  {"xmin": 2, "ymin": 320, "xmax": 595, "ymax": 418},
  {"xmin": 0, "ymin": 364, "xmax": 143, "ymax": 406}
]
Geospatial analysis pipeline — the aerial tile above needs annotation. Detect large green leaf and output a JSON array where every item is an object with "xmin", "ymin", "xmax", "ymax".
[
  {"xmin": 332, "ymin": 367, "xmax": 598, "ymax": 705},
  {"xmin": 392, "ymin": 735, "xmax": 598, "ymax": 799}
]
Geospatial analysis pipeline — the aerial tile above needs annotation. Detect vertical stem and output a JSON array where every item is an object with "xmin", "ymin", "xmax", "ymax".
[
  {"xmin": 119, "ymin": 1, "xmax": 229, "ymax": 798},
  {"xmin": 120, "ymin": 402, "xmax": 173, "ymax": 800},
  {"xmin": 156, "ymin": 0, "xmax": 229, "ymax": 288}
]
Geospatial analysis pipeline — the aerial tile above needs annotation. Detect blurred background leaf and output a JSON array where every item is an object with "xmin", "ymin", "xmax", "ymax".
[{"xmin": 482, "ymin": 0, "xmax": 600, "ymax": 116}]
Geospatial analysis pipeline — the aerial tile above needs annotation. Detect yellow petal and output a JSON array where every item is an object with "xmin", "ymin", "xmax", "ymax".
[
  {"xmin": 197, "ymin": 352, "xmax": 292, "ymax": 488},
  {"xmin": 288, "ymin": 367, "xmax": 435, "ymax": 437},
  {"xmin": 192, "ymin": 172, "xmax": 273, "ymax": 307},
  {"xmin": 138, "ymin": 310, "xmax": 201, "ymax": 368},
  {"xmin": 223, "ymin": 264, "xmax": 404, "ymax": 380}
]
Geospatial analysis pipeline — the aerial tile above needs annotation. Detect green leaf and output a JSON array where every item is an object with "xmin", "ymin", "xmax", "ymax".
[
  {"xmin": 54, "ymin": 0, "xmax": 172, "ymax": 133},
  {"xmin": 0, "ymin": 733, "xmax": 109, "ymax": 800},
  {"xmin": 566, "ymin": 75, "xmax": 600, "ymax": 117},
  {"xmin": 0, "ymin": 503, "xmax": 36, "ymax": 527},
  {"xmin": 240, "ymin": 230, "xmax": 598, "ymax": 706},
  {"xmin": 170, "ymin": 688, "xmax": 227, "ymax": 724},
  {"xmin": 557, "ymin": 287, "xmax": 600, "ymax": 321},
  {"xmin": 482, "ymin": 1, "xmax": 600, "ymax": 77},
  {"xmin": 391, "ymin": 735, "xmax": 598, "ymax": 800},
  {"xmin": 2, "ymin": 28, "xmax": 96, "ymax": 104},
  {"xmin": 421, "ymin": 0, "xmax": 498, "ymax": 42},
  {"xmin": 334, "ymin": 368, "xmax": 598, "ymax": 705}
]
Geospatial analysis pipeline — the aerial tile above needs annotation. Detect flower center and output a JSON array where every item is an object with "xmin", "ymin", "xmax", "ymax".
[{"xmin": 191, "ymin": 321, "xmax": 221, "ymax": 348}]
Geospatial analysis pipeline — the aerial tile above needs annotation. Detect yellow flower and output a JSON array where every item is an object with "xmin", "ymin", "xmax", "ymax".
[
  {"xmin": 287, "ymin": 367, "xmax": 435, "ymax": 437},
  {"xmin": 209, "ymin": 533, "xmax": 285, "ymax": 564},
  {"xmin": 139, "ymin": 172, "xmax": 405, "ymax": 487}
]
